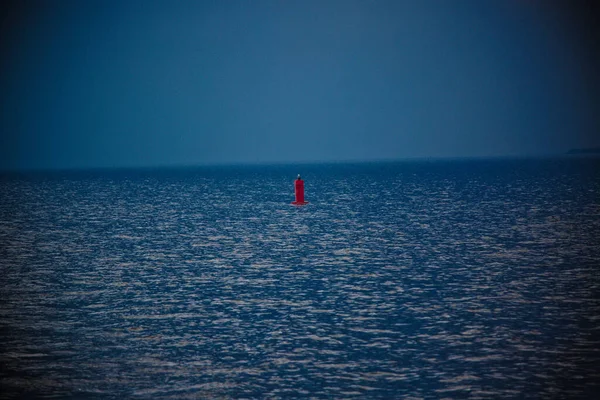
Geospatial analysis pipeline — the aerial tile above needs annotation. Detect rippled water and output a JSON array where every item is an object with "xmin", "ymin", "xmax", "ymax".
[{"xmin": 1, "ymin": 158, "xmax": 599, "ymax": 398}]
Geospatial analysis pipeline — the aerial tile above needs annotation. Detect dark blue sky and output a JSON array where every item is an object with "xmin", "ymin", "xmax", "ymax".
[{"xmin": 1, "ymin": 0, "xmax": 598, "ymax": 170}]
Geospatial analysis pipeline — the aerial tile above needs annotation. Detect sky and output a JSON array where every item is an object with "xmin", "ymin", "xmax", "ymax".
[{"xmin": 1, "ymin": 0, "xmax": 599, "ymax": 170}]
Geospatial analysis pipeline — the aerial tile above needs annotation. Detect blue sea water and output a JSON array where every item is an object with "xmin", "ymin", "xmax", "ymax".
[{"xmin": 1, "ymin": 157, "xmax": 599, "ymax": 399}]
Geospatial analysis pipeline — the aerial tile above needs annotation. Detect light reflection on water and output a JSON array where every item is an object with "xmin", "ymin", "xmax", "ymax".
[{"xmin": 1, "ymin": 158, "xmax": 599, "ymax": 398}]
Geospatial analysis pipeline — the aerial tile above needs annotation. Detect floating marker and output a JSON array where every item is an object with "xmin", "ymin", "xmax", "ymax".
[{"xmin": 291, "ymin": 174, "xmax": 309, "ymax": 205}]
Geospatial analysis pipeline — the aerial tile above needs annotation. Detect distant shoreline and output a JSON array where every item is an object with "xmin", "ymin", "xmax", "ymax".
[{"xmin": 566, "ymin": 147, "xmax": 600, "ymax": 155}]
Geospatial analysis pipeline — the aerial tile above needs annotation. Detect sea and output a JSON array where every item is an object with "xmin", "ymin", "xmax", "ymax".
[{"xmin": 1, "ymin": 157, "xmax": 599, "ymax": 399}]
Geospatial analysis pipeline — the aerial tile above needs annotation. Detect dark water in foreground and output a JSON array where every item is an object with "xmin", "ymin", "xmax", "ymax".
[{"xmin": 1, "ymin": 158, "xmax": 599, "ymax": 399}]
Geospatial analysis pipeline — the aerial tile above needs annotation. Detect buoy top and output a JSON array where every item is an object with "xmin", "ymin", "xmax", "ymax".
[{"xmin": 297, "ymin": 174, "xmax": 301, "ymax": 180}]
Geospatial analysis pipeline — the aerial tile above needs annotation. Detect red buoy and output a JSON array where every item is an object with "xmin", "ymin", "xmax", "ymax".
[{"xmin": 291, "ymin": 174, "xmax": 309, "ymax": 205}]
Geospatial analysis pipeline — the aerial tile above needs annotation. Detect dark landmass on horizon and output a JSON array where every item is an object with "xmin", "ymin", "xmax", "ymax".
[{"xmin": 566, "ymin": 147, "xmax": 600, "ymax": 155}]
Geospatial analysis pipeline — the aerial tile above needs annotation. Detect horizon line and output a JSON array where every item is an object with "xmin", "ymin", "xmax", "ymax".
[{"xmin": 1, "ymin": 152, "xmax": 596, "ymax": 174}]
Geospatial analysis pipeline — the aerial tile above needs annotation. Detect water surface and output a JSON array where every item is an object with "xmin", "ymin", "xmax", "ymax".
[{"xmin": 1, "ymin": 158, "xmax": 599, "ymax": 398}]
